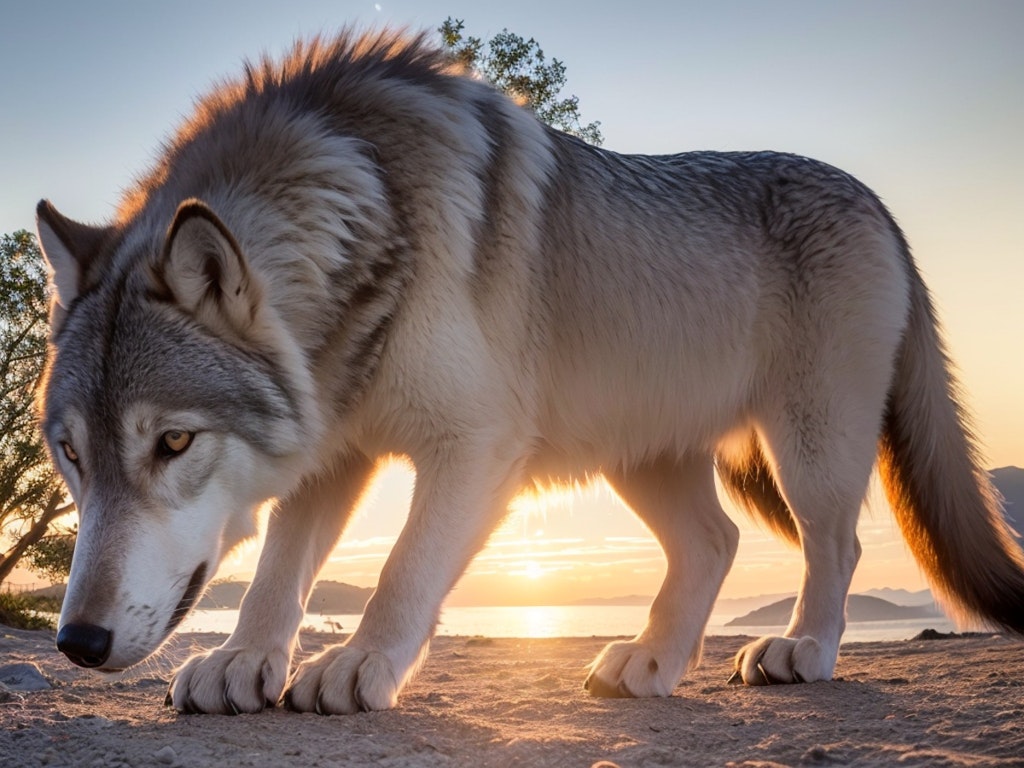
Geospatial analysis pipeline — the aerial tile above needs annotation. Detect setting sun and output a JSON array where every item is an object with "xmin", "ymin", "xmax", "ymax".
[{"xmin": 524, "ymin": 561, "xmax": 544, "ymax": 580}]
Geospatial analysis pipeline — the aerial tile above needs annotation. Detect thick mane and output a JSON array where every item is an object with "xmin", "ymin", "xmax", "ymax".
[
  {"xmin": 242, "ymin": 28, "xmax": 457, "ymax": 96},
  {"xmin": 118, "ymin": 28, "xmax": 462, "ymax": 225},
  {"xmin": 200, "ymin": 28, "xmax": 459, "ymax": 131}
]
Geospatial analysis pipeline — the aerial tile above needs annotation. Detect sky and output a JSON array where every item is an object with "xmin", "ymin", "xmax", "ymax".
[{"xmin": 2, "ymin": 1, "xmax": 1021, "ymax": 605}]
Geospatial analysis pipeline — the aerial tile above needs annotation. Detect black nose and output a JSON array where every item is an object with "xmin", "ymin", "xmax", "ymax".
[{"xmin": 56, "ymin": 623, "xmax": 113, "ymax": 668}]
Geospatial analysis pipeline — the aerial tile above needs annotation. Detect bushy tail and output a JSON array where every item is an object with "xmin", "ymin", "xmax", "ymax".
[
  {"xmin": 717, "ymin": 435, "xmax": 800, "ymax": 546},
  {"xmin": 879, "ymin": 262, "xmax": 1024, "ymax": 633}
]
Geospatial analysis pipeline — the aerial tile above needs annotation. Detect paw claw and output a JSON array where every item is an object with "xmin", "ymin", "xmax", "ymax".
[
  {"xmin": 224, "ymin": 690, "xmax": 241, "ymax": 716},
  {"xmin": 285, "ymin": 645, "xmax": 401, "ymax": 715},
  {"xmin": 354, "ymin": 687, "xmax": 373, "ymax": 713},
  {"xmin": 731, "ymin": 635, "xmax": 833, "ymax": 686},
  {"xmin": 169, "ymin": 644, "xmax": 290, "ymax": 715},
  {"xmin": 586, "ymin": 640, "xmax": 680, "ymax": 698}
]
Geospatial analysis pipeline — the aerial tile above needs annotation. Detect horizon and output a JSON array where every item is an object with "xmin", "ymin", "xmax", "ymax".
[
  {"xmin": 13, "ymin": 568, "xmax": 943, "ymax": 609},
  {"xmin": 14, "ymin": 463, "xmax": 1021, "ymax": 608},
  {"xmin": 2, "ymin": 1, "xmax": 1022, "ymax": 609}
]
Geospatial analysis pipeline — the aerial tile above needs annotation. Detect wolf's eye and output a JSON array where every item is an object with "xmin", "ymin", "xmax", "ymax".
[
  {"xmin": 61, "ymin": 442, "xmax": 79, "ymax": 464},
  {"xmin": 157, "ymin": 430, "xmax": 194, "ymax": 459}
]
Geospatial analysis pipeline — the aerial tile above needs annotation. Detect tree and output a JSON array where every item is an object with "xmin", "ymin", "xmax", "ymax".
[
  {"xmin": 24, "ymin": 523, "xmax": 76, "ymax": 585},
  {"xmin": 0, "ymin": 230, "xmax": 73, "ymax": 585},
  {"xmin": 440, "ymin": 18, "xmax": 604, "ymax": 146}
]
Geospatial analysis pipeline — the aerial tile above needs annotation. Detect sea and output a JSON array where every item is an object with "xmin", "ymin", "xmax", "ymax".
[{"xmin": 178, "ymin": 604, "xmax": 957, "ymax": 643}]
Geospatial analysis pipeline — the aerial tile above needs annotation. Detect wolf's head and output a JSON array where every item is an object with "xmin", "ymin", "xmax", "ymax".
[{"xmin": 36, "ymin": 199, "xmax": 317, "ymax": 671}]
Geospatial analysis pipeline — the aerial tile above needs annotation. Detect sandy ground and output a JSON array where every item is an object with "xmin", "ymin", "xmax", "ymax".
[{"xmin": 1, "ymin": 626, "xmax": 1022, "ymax": 767}]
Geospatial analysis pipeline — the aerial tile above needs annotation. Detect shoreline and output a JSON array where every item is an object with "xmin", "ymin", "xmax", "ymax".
[
  {"xmin": 175, "ymin": 604, "xmax": 959, "ymax": 644},
  {"xmin": 2, "ymin": 627, "xmax": 1023, "ymax": 767}
]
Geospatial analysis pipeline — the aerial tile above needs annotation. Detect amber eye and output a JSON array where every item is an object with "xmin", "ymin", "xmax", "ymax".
[
  {"xmin": 157, "ymin": 430, "xmax": 194, "ymax": 458},
  {"xmin": 61, "ymin": 442, "xmax": 79, "ymax": 464}
]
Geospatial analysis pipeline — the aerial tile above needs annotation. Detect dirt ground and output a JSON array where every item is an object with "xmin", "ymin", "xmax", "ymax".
[{"xmin": 1, "ymin": 626, "xmax": 1023, "ymax": 767}]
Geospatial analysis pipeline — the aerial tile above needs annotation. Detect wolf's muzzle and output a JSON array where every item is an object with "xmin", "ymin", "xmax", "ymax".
[{"xmin": 56, "ymin": 623, "xmax": 112, "ymax": 668}]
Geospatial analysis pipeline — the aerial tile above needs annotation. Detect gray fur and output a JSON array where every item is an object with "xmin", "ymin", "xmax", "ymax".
[{"xmin": 35, "ymin": 29, "xmax": 1023, "ymax": 712}]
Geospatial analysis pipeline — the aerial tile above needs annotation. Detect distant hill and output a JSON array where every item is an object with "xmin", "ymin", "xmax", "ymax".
[
  {"xmin": 859, "ymin": 588, "xmax": 936, "ymax": 607},
  {"xmin": 196, "ymin": 581, "xmax": 248, "ymax": 609},
  {"xmin": 197, "ymin": 580, "xmax": 374, "ymax": 614},
  {"xmin": 305, "ymin": 581, "xmax": 375, "ymax": 614},
  {"xmin": 568, "ymin": 595, "xmax": 652, "ymax": 606},
  {"xmin": 992, "ymin": 466, "xmax": 1024, "ymax": 537},
  {"xmin": 714, "ymin": 593, "xmax": 795, "ymax": 616},
  {"xmin": 726, "ymin": 594, "xmax": 942, "ymax": 627}
]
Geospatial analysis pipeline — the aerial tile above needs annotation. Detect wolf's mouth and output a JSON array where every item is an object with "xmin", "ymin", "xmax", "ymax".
[{"xmin": 165, "ymin": 562, "xmax": 208, "ymax": 634}]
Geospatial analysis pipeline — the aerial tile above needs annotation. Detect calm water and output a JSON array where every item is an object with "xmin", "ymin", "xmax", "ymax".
[{"xmin": 178, "ymin": 604, "xmax": 957, "ymax": 642}]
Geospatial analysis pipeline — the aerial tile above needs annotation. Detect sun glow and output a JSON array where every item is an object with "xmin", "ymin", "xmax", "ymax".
[
  {"xmin": 523, "ymin": 560, "xmax": 544, "ymax": 580},
  {"xmin": 508, "ymin": 483, "xmax": 587, "ymax": 521}
]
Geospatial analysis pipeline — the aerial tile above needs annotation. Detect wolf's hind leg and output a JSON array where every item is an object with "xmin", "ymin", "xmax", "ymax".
[
  {"xmin": 587, "ymin": 455, "xmax": 738, "ymax": 697},
  {"xmin": 168, "ymin": 453, "xmax": 374, "ymax": 714},
  {"xmin": 731, "ymin": 420, "xmax": 872, "ymax": 685}
]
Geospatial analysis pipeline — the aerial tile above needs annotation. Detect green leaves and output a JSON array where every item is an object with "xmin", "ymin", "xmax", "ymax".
[
  {"xmin": 0, "ymin": 230, "xmax": 70, "ymax": 585},
  {"xmin": 0, "ymin": 231, "xmax": 54, "ymax": 514},
  {"xmin": 440, "ymin": 17, "xmax": 603, "ymax": 146},
  {"xmin": 24, "ymin": 524, "xmax": 76, "ymax": 586}
]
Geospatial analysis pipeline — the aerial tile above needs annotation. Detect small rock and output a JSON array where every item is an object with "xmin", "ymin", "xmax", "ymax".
[
  {"xmin": 0, "ymin": 662, "xmax": 51, "ymax": 691},
  {"xmin": 77, "ymin": 714, "xmax": 116, "ymax": 729},
  {"xmin": 912, "ymin": 628, "xmax": 953, "ymax": 641},
  {"xmin": 153, "ymin": 745, "xmax": 177, "ymax": 764},
  {"xmin": 801, "ymin": 745, "xmax": 847, "ymax": 765}
]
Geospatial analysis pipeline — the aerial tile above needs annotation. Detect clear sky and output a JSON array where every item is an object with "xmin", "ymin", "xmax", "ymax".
[{"xmin": 2, "ymin": 1, "xmax": 1021, "ymax": 604}]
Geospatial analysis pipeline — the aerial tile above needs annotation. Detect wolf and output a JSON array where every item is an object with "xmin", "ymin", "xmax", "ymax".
[{"xmin": 36, "ymin": 29, "xmax": 1024, "ymax": 715}]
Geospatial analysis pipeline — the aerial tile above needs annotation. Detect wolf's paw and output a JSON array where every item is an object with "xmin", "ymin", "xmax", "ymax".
[
  {"xmin": 167, "ymin": 645, "xmax": 290, "ymax": 714},
  {"xmin": 729, "ymin": 635, "xmax": 832, "ymax": 685},
  {"xmin": 584, "ymin": 640, "xmax": 681, "ymax": 698},
  {"xmin": 284, "ymin": 645, "xmax": 399, "ymax": 715}
]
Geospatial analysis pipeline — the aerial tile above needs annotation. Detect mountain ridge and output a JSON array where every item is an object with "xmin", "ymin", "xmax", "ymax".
[
  {"xmin": 196, "ymin": 579, "xmax": 374, "ymax": 614},
  {"xmin": 726, "ymin": 594, "xmax": 943, "ymax": 626}
]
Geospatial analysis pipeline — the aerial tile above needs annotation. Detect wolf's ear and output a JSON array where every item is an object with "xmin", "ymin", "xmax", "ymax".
[
  {"xmin": 156, "ymin": 199, "xmax": 262, "ymax": 336},
  {"xmin": 36, "ymin": 200, "xmax": 113, "ymax": 309}
]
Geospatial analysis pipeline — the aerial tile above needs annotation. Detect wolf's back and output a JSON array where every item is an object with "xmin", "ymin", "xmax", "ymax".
[{"xmin": 879, "ymin": 247, "xmax": 1024, "ymax": 633}]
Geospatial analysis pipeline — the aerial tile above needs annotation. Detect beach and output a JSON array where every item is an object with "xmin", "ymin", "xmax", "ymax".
[{"xmin": 1, "ymin": 626, "xmax": 1022, "ymax": 767}]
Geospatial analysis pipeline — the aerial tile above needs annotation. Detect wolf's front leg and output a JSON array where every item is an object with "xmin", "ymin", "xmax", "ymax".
[
  {"xmin": 168, "ymin": 454, "xmax": 374, "ymax": 714},
  {"xmin": 284, "ymin": 442, "xmax": 521, "ymax": 714}
]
